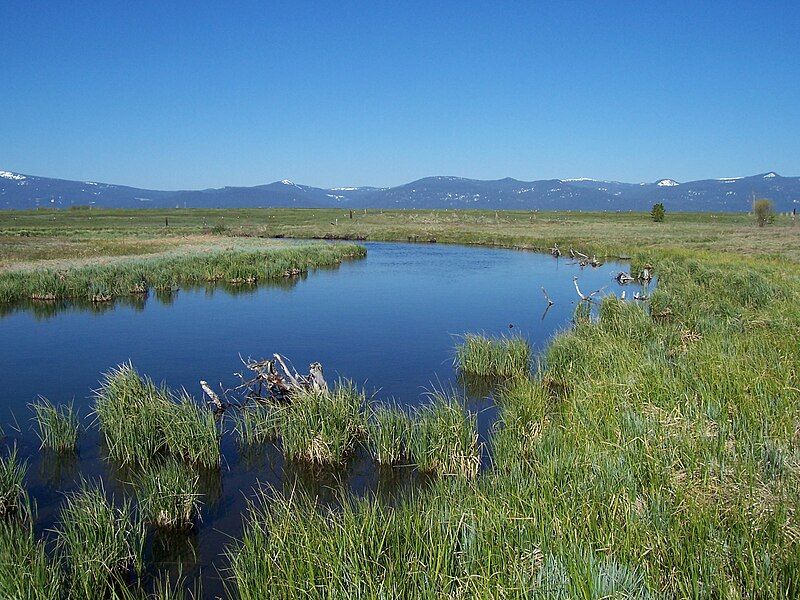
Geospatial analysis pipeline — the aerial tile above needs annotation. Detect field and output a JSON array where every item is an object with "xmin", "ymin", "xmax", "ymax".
[{"xmin": 1, "ymin": 207, "xmax": 799, "ymax": 597}]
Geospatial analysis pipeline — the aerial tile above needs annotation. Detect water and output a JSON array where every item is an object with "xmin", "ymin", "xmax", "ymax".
[{"xmin": 0, "ymin": 241, "xmax": 649, "ymax": 596}]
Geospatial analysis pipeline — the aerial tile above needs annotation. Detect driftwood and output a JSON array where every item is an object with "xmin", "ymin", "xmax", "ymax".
[
  {"xmin": 235, "ymin": 354, "xmax": 330, "ymax": 403},
  {"xmin": 569, "ymin": 248, "xmax": 601, "ymax": 268},
  {"xmin": 615, "ymin": 272, "xmax": 636, "ymax": 284},
  {"xmin": 550, "ymin": 243, "xmax": 561, "ymax": 257},
  {"xmin": 541, "ymin": 286, "xmax": 554, "ymax": 306},
  {"xmin": 573, "ymin": 276, "xmax": 606, "ymax": 302},
  {"xmin": 639, "ymin": 267, "xmax": 653, "ymax": 282},
  {"xmin": 200, "ymin": 380, "xmax": 225, "ymax": 412}
]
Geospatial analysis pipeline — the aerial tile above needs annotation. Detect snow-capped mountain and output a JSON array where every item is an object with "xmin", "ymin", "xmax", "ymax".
[{"xmin": 0, "ymin": 170, "xmax": 798, "ymax": 212}]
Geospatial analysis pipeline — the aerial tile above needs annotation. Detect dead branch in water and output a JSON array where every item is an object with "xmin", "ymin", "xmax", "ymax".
[
  {"xmin": 200, "ymin": 380, "xmax": 225, "ymax": 412},
  {"xmin": 573, "ymin": 276, "xmax": 606, "ymax": 302},
  {"xmin": 234, "ymin": 353, "xmax": 330, "ymax": 403}
]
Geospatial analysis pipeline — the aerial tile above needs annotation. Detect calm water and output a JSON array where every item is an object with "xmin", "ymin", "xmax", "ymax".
[{"xmin": 0, "ymin": 242, "xmax": 648, "ymax": 596}]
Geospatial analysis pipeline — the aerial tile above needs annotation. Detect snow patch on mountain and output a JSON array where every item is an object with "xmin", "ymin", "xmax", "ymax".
[
  {"xmin": 0, "ymin": 171, "xmax": 26, "ymax": 181},
  {"xmin": 657, "ymin": 179, "xmax": 679, "ymax": 187},
  {"xmin": 764, "ymin": 172, "xmax": 778, "ymax": 178}
]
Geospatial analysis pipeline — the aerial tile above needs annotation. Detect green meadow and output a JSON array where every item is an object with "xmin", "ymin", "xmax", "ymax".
[{"xmin": 0, "ymin": 207, "xmax": 798, "ymax": 597}]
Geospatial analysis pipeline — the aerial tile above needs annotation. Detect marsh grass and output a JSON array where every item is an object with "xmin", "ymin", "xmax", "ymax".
[
  {"xmin": 30, "ymin": 396, "xmax": 80, "ymax": 452},
  {"xmin": 135, "ymin": 459, "xmax": 202, "ymax": 531},
  {"xmin": 234, "ymin": 403, "xmax": 281, "ymax": 447},
  {"xmin": 0, "ymin": 242, "xmax": 366, "ymax": 304},
  {"xmin": 456, "ymin": 334, "xmax": 531, "ymax": 378},
  {"xmin": 277, "ymin": 383, "xmax": 367, "ymax": 466},
  {"xmin": 0, "ymin": 518, "xmax": 62, "ymax": 599},
  {"xmin": 95, "ymin": 363, "xmax": 220, "ymax": 468},
  {"xmin": 55, "ymin": 481, "xmax": 144, "ymax": 598},
  {"xmin": 0, "ymin": 447, "xmax": 27, "ymax": 518},
  {"xmin": 368, "ymin": 404, "xmax": 413, "ymax": 465},
  {"xmin": 408, "ymin": 393, "xmax": 480, "ymax": 478}
]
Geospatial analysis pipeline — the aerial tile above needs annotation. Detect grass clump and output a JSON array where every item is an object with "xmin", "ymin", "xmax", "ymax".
[
  {"xmin": 456, "ymin": 334, "xmax": 531, "ymax": 378},
  {"xmin": 0, "ymin": 447, "xmax": 27, "ymax": 518},
  {"xmin": 278, "ymin": 383, "xmax": 366, "ymax": 466},
  {"xmin": 55, "ymin": 482, "xmax": 144, "ymax": 598},
  {"xmin": 135, "ymin": 459, "xmax": 202, "ymax": 531},
  {"xmin": 235, "ymin": 403, "xmax": 281, "ymax": 447},
  {"xmin": 95, "ymin": 363, "xmax": 220, "ymax": 468},
  {"xmin": 408, "ymin": 393, "xmax": 480, "ymax": 478},
  {"xmin": 368, "ymin": 404, "xmax": 412, "ymax": 465},
  {"xmin": 30, "ymin": 396, "xmax": 80, "ymax": 452},
  {"xmin": 0, "ymin": 519, "xmax": 62, "ymax": 599}
]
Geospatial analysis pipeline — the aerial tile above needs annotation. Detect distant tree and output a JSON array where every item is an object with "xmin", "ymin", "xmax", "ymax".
[
  {"xmin": 753, "ymin": 198, "xmax": 775, "ymax": 227},
  {"xmin": 650, "ymin": 202, "xmax": 665, "ymax": 222}
]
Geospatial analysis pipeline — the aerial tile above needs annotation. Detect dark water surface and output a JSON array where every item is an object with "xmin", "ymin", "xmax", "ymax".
[{"xmin": 0, "ymin": 242, "xmax": 648, "ymax": 596}]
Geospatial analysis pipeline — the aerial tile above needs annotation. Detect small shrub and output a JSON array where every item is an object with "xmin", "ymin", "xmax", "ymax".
[
  {"xmin": 753, "ymin": 198, "xmax": 775, "ymax": 227},
  {"xmin": 650, "ymin": 202, "xmax": 665, "ymax": 222}
]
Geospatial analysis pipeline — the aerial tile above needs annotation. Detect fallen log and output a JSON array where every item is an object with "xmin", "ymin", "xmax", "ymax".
[
  {"xmin": 573, "ymin": 276, "xmax": 606, "ymax": 302},
  {"xmin": 200, "ymin": 380, "xmax": 225, "ymax": 412},
  {"xmin": 236, "ymin": 353, "xmax": 330, "ymax": 403}
]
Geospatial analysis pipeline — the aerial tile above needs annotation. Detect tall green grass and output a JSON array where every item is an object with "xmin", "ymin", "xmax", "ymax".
[
  {"xmin": 0, "ymin": 242, "xmax": 366, "ymax": 304},
  {"xmin": 234, "ymin": 403, "xmax": 281, "ymax": 447},
  {"xmin": 407, "ymin": 392, "xmax": 480, "ymax": 479},
  {"xmin": 30, "ymin": 396, "xmax": 80, "ymax": 451},
  {"xmin": 135, "ymin": 459, "xmax": 202, "ymax": 531},
  {"xmin": 277, "ymin": 383, "xmax": 367, "ymax": 466},
  {"xmin": 55, "ymin": 481, "xmax": 144, "ymax": 599},
  {"xmin": 0, "ymin": 519, "xmax": 62, "ymax": 599},
  {"xmin": 0, "ymin": 447, "xmax": 27, "ymax": 518},
  {"xmin": 368, "ymin": 404, "xmax": 413, "ymax": 465},
  {"xmin": 455, "ymin": 334, "xmax": 531, "ymax": 378},
  {"xmin": 95, "ymin": 363, "xmax": 220, "ymax": 468}
]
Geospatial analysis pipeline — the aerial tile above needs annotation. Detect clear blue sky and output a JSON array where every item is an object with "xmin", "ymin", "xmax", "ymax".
[{"xmin": 2, "ymin": 1, "xmax": 798, "ymax": 189}]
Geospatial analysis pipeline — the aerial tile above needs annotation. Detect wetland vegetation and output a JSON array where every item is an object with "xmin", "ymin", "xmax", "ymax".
[{"xmin": 0, "ymin": 207, "xmax": 798, "ymax": 597}]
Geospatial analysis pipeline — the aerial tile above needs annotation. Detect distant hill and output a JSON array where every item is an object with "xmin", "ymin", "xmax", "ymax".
[{"xmin": 1, "ymin": 169, "xmax": 798, "ymax": 212}]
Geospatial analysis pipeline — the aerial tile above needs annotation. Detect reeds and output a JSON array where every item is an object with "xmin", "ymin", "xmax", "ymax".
[
  {"xmin": 407, "ymin": 393, "xmax": 480, "ymax": 479},
  {"xmin": 0, "ymin": 447, "xmax": 27, "ymax": 518},
  {"xmin": 55, "ymin": 481, "xmax": 144, "ymax": 598},
  {"xmin": 235, "ymin": 403, "xmax": 281, "ymax": 447},
  {"xmin": 30, "ymin": 396, "xmax": 80, "ymax": 452},
  {"xmin": 134, "ymin": 459, "xmax": 202, "ymax": 531},
  {"xmin": 0, "ymin": 519, "xmax": 62, "ymax": 599},
  {"xmin": 455, "ymin": 334, "xmax": 531, "ymax": 378},
  {"xmin": 0, "ymin": 243, "xmax": 366, "ymax": 304},
  {"xmin": 277, "ymin": 383, "xmax": 367, "ymax": 466},
  {"xmin": 95, "ymin": 363, "xmax": 220, "ymax": 468},
  {"xmin": 367, "ymin": 404, "xmax": 412, "ymax": 465}
]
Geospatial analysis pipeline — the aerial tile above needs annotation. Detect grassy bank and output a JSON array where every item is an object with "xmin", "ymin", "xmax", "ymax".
[{"xmin": 0, "ymin": 240, "xmax": 365, "ymax": 304}]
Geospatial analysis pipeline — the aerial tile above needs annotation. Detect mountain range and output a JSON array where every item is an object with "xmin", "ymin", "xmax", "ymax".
[{"xmin": 1, "ymin": 169, "xmax": 798, "ymax": 212}]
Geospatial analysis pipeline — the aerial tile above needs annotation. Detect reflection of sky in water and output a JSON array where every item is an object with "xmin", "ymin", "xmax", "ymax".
[{"xmin": 0, "ymin": 242, "xmax": 650, "ymax": 597}]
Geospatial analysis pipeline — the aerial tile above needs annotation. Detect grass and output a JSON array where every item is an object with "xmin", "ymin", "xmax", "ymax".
[
  {"xmin": 30, "ymin": 396, "xmax": 80, "ymax": 451},
  {"xmin": 235, "ymin": 403, "xmax": 281, "ymax": 447},
  {"xmin": 0, "ymin": 447, "xmax": 27, "ymax": 518},
  {"xmin": 95, "ymin": 363, "xmax": 220, "ymax": 468},
  {"xmin": 455, "ymin": 334, "xmax": 531, "ymax": 378},
  {"xmin": 55, "ymin": 481, "xmax": 144, "ymax": 599},
  {"xmin": 277, "ymin": 383, "xmax": 367, "ymax": 466},
  {"xmin": 0, "ymin": 240, "xmax": 366, "ymax": 304},
  {"xmin": 407, "ymin": 392, "xmax": 480, "ymax": 479},
  {"xmin": 134, "ymin": 459, "xmax": 202, "ymax": 531},
  {"xmin": 2, "ymin": 207, "xmax": 800, "ymax": 594},
  {"xmin": 0, "ymin": 518, "xmax": 62, "ymax": 599},
  {"xmin": 367, "ymin": 404, "xmax": 413, "ymax": 465}
]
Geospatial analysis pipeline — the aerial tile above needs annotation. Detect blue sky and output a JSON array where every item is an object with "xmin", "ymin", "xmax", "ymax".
[{"xmin": 2, "ymin": 1, "xmax": 798, "ymax": 189}]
